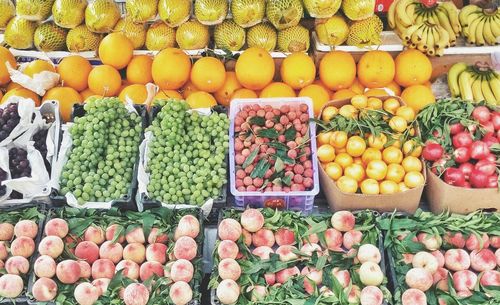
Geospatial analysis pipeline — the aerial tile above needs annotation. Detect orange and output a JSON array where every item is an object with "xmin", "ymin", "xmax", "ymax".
[
  {"xmin": 360, "ymin": 179, "xmax": 379, "ymax": 194},
  {"xmin": 380, "ymin": 180, "xmax": 399, "ymax": 194},
  {"xmin": 260, "ymin": 82, "xmax": 295, "ymax": 98},
  {"xmin": 313, "ymin": 79, "xmax": 333, "ymax": 96},
  {"xmin": 423, "ymin": 81, "xmax": 432, "ymax": 88},
  {"xmin": 319, "ymin": 51, "xmax": 356, "ymax": 91},
  {"xmin": 357, "ymin": 50, "xmax": 395, "ymax": 88},
  {"xmin": 386, "ymin": 81, "xmax": 401, "ymax": 96},
  {"xmin": 231, "ymin": 88, "xmax": 258, "ymax": 100},
  {"xmin": 394, "ymin": 49, "xmax": 432, "ymax": 87},
  {"xmin": 317, "ymin": 144, "xmax": 336, "ymax": 163},
  {"xmin": 42, "ymin": 87, "xmax": 82, "ymax": 122},
  {"xmin": 58, "ymin": 56, "xmax": 92, "ymax": 92},
  {"xmin": 280, "ymin": 52, "xmax": 316, "ymax": 90},
  {"xmin": 214, "ymin": 72, "xmax": 242, "ymax": 107},
  {"xmin": 382, "ymin": 146, "xmax": 403, "ymax": 164},
  {"xmin": 298, "ymin": 84, "xmax": 329, "ymax": 116},
  {"xmin": 80, "ymin": 88, "xmax": 96, "ymax": 101},
  {"xmin": 152, "ymin": 48, "xmax": 191, "ymax": 90},
  {"xmin": 155, "ymin": 90, "xmax": 183, "ymax": 100},
  {"xmin": 88, "ymin": 65, "xmax": 122, "ymax": 97},
  {"xmin": 350, "ymin": 78, "xmax": 365, "ymax": 95},
  {"xmin": 325, "ymin": 162, "xmax": 343, "ymax": 181},
  {"xmin": 181, "ymin": 80, "xmax": 199, "ymax": 98},
  {"xmin": 364, "ymin": 88, "xmax": 389, "ymax": 97},
  {"xmin": 336, "ymin": 176, "xmax": 358, "ymax": 193},
  {"xmin": 235, "ymin": 47, "xmax": 275, "ymax": 90},
  {"xmin": 346, "ymin": 136, "xmax": 366, "ymax": 157},
  {"xmin": 185, "ymin": 91, "xmax": 217, "ymax": 109},
  {"xmin": 332, "ymin": 89, "xmax": 356, "ymax": 101},
  {"xmin": 1, "ymin": 88, "xmax": 40, "ymax": 106},
  {"xmin": 0, "ymin": 46, "xmax": 16, "ymax": 86},
  {"xmin": 401, "ymin": 85, "xmax": 435, "ymax": 112},
  {"xmin": 98, "ymin": 33, "xmax": 134, "ymax": 69},
  {"xmin": 126, "ymin": 55, "xmax": 153, "ymax": 85},
  {"xmin": 23, "ymin": 60, "xmax": 56, "ymax": 77},
  {"xmin": 190, "ymin": 57, "xmax": 226, "ymax": 93},
  {"xmin": 386, "ymin": 164, "xmax": 405, "ymax": 183},
  {"xmin": 404, "ymin": 171, "xmax": 425, "ymax": 188},
  {"xmin": 119, "ymin": 84, "xmax": 148, "ymax": 104}
]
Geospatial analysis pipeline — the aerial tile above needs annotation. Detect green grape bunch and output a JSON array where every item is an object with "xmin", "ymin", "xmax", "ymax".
[
  {"xmin": 59, "ymin": 97, "xmax": 143, "ymax": 204},
  {"xmin": 146, "ymin": 99, "xmax": 230, "ymax": 205}
]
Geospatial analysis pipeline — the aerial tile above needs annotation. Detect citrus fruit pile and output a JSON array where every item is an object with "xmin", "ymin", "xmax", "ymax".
[{"xmin": 317, "ymin": 95, "xmax": 425, "ymax": 195}]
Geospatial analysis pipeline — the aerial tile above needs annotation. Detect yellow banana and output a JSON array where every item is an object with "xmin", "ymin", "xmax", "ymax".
[
  {"xmin": 402, "ymin": 24, "xmax": 420, "ymax": 42},
  {"xmin": 489, "ymin": 76, "xmax": 500, "ymax": 103},
  {"xmin": 471, "ymin": 75, "xmax": 485, "ymax": 102},
  {"xmin": 475, "ymin": 17, "xmax": 486, "ymax": 46},
  {"xmin": 481, "ymin": 76, "xmax": 497, "ymax": 105},
  {"xmin": 405, "ymin": 3, "xmax": 417, "ymax": 24},
  {"xmin": 467, "ymin": 15, "xmax": 482, "ymax": 44},
  {"xmin": 388, "ymin": 0, "xmax": 398, "ymax": 29},
  {"xmin": 436, "ymin": 8, "xmax": 457, "ymax": 41},
  {"xmin": 417, "ymin": 27, "xmax": 429, "ymax": 52},
  {"xmin": 427, "ymin": 10, "xmax": 440, "ymax": 25},
  {"xmin": 458, "ymin": 70, "xmax": 474, "ymax": 101},
  {"xmin": 426, "ymin": 26, "xmax": 436, "ymax": 56},
  {"xmin": 459, "ymin": 5, "xmax": 481, "ymax": 27},
  {"xmin": 448, "ymin": 62, "xmax": 469, "ymax": 97},
  {"xmin": 396, "ymin": 0, "xmax": 416, "ymax": 27},
  {"xmin": 440, "ymin": 1, "xmax": 461, "ymax": 34},
  {"xmin": 435, "ymin": 25, "xmax": 450, "ymax": 50},
  {"xmin": 489, "ymin": 16, "xmax": 500, "ymax": 37},
  {"xmin": 411, "ymin": 24, "xmax": 426, "ymax": 45},
  {"xmin": 435, "ymin": 47, "xmax": 445, "ymax": 57},
  {"xmin": 482, "ymin": 17, "xmax": 497, "ymax": 45}
]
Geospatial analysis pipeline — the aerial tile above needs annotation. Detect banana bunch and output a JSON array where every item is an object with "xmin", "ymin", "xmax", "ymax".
[
  {"xmin": 388, "ymin": 0, "xmax": 460, "ymax": 56},
  {"xmin": 448, "ymin": 62, "xmax": 500, "ymax": 105},
  {"xmin": 459, "ymin": 5, "xmax": 500, "ymax": 46}
]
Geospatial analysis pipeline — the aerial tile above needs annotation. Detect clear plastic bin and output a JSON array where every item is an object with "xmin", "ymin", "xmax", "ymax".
[{"xmin": 229, "ymin": 98, "xmax": 320, "ymax": 213}]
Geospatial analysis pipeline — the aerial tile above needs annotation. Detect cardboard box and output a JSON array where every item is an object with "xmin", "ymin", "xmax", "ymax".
[
  {"xmin": 318, "ymin": 97, "xmax": 424, "ymax": 213},
  {"xmin": 426, "ymin": 168, "xmax": 500, "ymax": 214}
]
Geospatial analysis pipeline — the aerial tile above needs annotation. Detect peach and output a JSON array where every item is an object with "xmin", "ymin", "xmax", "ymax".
[
  {"xmin": 218, "ymin": 219, "xmax": 242, "ymax": 242},
  {"xmin": 302, "ymin": 228, "xmax": 319, "ymax": 244},
  {"xmin": 74, "ymin": 282, "xmax": 100, "ymax": 305},
  {"xmin": 300, "ymin": 243, "xmax": 323, "ymax": 257},
  {"xmin": 490, "ymin": 236, "xmax": 500, "ymax": 249},
  {"xmin": 34, "ymin": 255, "xmax": 57, "ymax": 278},
  {"xmin": 173, "ymin": 236, "xmax": 197, "ymax": 260},
  {"xmin": 431, "ymin": 250, "xmax": 445, "ymax": 268},
  {"xmin": 174, "ymin": 215, "xmax": 200, "ymax": 240},
  {"xmin": 105, "ymin": 224, "xmax": 125, "ymax": 243},
  {"xmin": 0, "ymin": 223, "xmax": 14, "ymax": 241},
  {"xmin": 331, "ymin": 211, "xmax": 355, "ymax": 232},
  {"xmin": 116, "ymin": 260, "xmax": 140, "ymax": 280},
  {"xmin": 456, "ymin": 290, "xmax": 472, "ymax": 297},
  {"xmin": 171, "ymin": 259, "xmax": 194, "ymax": 282},
  {"xmin": 75, "ymin": 241, "xmax": 100, "ymax": 264},
  {"xmin": 343, "ymin": 230, "xmax": 363, "ymax": 249},
  {"xmin": 216, "ymin": 279, "xmax": 240, "ymax": 305},
  {"xmin": 32, "ymin": 277, "xmax": 58, "ymax": 301},
  {"xmin": 470, "ymin": 249, "xmax": 496, "ymax": 272},
  {"xmin": 79, "ymin": 261, "xmax": 91, "ymax": 278},
  {"xmin": 164, "ymin": 261, "xmax": 175, "ymax": 280},
  {"xmin": 360, "ymin": 286, "xmax": 383, "ymax": 305},
  {"xmin": 56, "ymin": 260, "xmax": 81, "ymax": 284},
  {"xmin": 44, "ymin": 218, "xmax": 69, "ymax": 238},
  {"xmin": 218, "ymin": 258, "xmax": 241, "ymax": 281},
  {"xmin": 11, "ymin": 236, "xmax": 35, "ymax": 258},
  {"xmin": 0, "ymin": 274, "xmax": 23, "ymax": 298},
  {"xmin": 14, "ymin": 220, "xmax": 38, "ymax": 239},
  {"xmin": 139, "ymin": 261, "xmax": 164, "ymax": 281},
  {"xmin": 126, "ymin": 227, "xmax": 145, "ymax": 244},
  {"xmin": 169, "ymin": 281, "xmax": 193, "ymax": 305},
  {"xmin": 252, "ymin": 229, "xmax": 275, "ymax": 248},
  {"xmin": 252, "ymin": 246, "xmax": 274, "ymax": 260},
  {"xmin": 412, "ymin": 251, "xmax": 439, "ymax": 274},
  {"xmin": 405, "ymin": 267, "xmax": 433, "ymax": 291},
  {"xmin": 38, "ymin": 236, "xmax": 64, "ymax": 258},
  {"xmin": 5, "ymin": 256, "xmax": 29, "ymax": 274},
  {"xmin": 264, "ymin": 273, "xmax": 275, "ymax": 285},
  {"xmin": 357, "ymin": 244, "xmax": 381, "ymax": 264},
  {"xmin": 241, "ymin": 229, "xmax": 252, "ymax": 247},
  {"xmin": 480, "ymin": 270, "xmax": 500, "ymax": 286},
  {"xmin": 301, "ymin": 266, "xmax": 323, "ymax": 285},
  {"xmin": 240, "ymin": 209, "xmax": 264, "ymax": 233},
  {"xmin": 401, "ymin": 288, "xmax": 427, "ymax": 305},
  {"xmin": 444, "ymin": 231, "xmax": 466, "ymax": 249},
  {"xmin": 147, "ymin": 227, "xmax": 168, "ymax": 244},
  {"xmin": 123, "ymin": 243, "xmax": 146, "ymax": 264},
  {"xmin": 276, "ymin": 266, "xmax": 299, "ymax": 284},
  {"xmin": 146, "ymin": 243, "xmax": 167, "ymax": 264},
  {"xmin": 92, "ymin": 259, "xmax": 115, "ymax": 279},
  {"xmin": 123, "ymin": 283, "xmax": 149, "ymax": 305},
  {"xmin": 417, "ymin": 233, "xmax": 442, "ymax": 251},
  {"xmin": 276, "ymin": 245, "xmax": 298, "ymax": 262},
  {"xmin": 433, "ymin": 267, "xmax": 449, "ymax": 286},
  {"xmin": 275, "ymin": 228, "xmax": 296, "ymax": 246},
  {"xmin": 99, "ymin": 241, "xmax": 123, "ymax": 264},
  {"xmin": 345, "ymin": 285, "xmax": 361, "ymax": 303},
  {"xmin": 401, "ymin": 253, "xmax": 414, "ymax": 264},
  {"xmin": 303, "ymin": 276, "xmax": 315, "ymax": 295},
  {"xmin": 453, "ymin": 270, "xmax": 477, "ymax": 291},
  {"xmin": 496, "ymin": 248, "xmax": 500, "ymax": 266},
  {"xmin": 466, "ymin": 233, "xmax": 490, "ymax": 251},
  {"xmin": 84, "ymin": 226, "xmax": 105, "ymax": 245},
  {"xmin": 359, "ymin": 262, "xmax": 384, "ymax": 286},
  {"xmin": 92, "ymin": 278, "xmax": 111, "ymax": 296},
  {"xmin": 248, "ymin": 285, "xmax": 267, "ymax": 301},
  {"xmin": 217, "ymin": 240, "xmax": 239, "ymax": 260},
  {"xmin": 319, "ymin": 286, "xmax": 334, "ymax": 297},
  {"xmin": 324, "ymin": 228, "xmax": 343, "ymax": 251},
  {"xmin": 445, "ymin": 249, "xmax": 471, "ymax": 271},
  {"xmin": 0, "ymin": 241, "xmax": 8, "ymax": 260},
  {"xmin": 331, "ymin": 267, "xmax": 351, "ymax": 288}
]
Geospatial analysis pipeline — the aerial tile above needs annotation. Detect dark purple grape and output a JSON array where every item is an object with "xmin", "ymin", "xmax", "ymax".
[
  {"xmin": 0, "ymin": 104, "xmax": 20, "ymax": 141},
  {"xmin": 8, "ymin": 147, "xmax": 31, "ymax": 179},
  {"xmin": 0, "ymin": 168, "xmax": 6, "ymax": 196}
]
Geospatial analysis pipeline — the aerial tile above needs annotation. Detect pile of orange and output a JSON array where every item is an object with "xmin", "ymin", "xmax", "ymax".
[{"xmin": 316, "ymin": 95, "xmax": 425, "ymax": 195}]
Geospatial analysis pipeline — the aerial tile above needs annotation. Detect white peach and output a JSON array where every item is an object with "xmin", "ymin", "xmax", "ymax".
[
  {"xmin": 357, "ymin": 244, "xmax": 381, "ymax": 264},
  {"xmin": 252, "ymin": 228, "xmax": 275, "ymax": 248},
  {"xmin": 0, "ymin": 223, "xmax": 14, "ymax": 241},
  {"xmin": 125, "ymin": 227, "xmax": 145, "ymax": 244},
  {"xmin": 412, "ymin": 251, "xmax": 439, "ymax": 274},
  {"xmin": 470, "ymin": 249, "xmax": 496, "ymax": 272},
  {"xmin": 417, "ymin": 233, "xmax": 442, "ymax": 251},
  {"xmin": 169, "ymin": 281, "xmax": 192, "ymax": 305},
  {"xmin": 34, "ymin": 255, "xmax": 57, "ymax": 278},
  {"xmin": 240, "ymin": 209, "xmax": 264, "ymax": 233},
  {"xmin": 171, "ymin": 259, "xmax": 194, "ymax": 282},
  {"xmin": 217, "ymin": 240, "xmax": 239, "ymax": 260},
  {"xmin": 173, "ymin": 236, "xmax": 197, "ymax": 260},
  {"xmin": 74, "ymin": 282, "xmax": 100, "ymax": 305},
  {"xmin": 38, "ymin": 236, "xmax": 64, "ymax": 258},
  {"xmin": 331, "ymin": 211, "xmax": 355, "ymax": 232},
  {"xmin": 56, "ymin": 260, "xmax": 81, "ymax": 284},
  {"xmin": 331, "ymin": 267, "xmax": 351, "ymax": 288},
  {"xmin": 11, "ymin": 236, "xmax": 35, "ymax": 258},
  {"xmin": 32, "ymin": 277, "xmax": 57, "ymax": 301},
  {"xmin": 5, "ymin": 256, "xmax": 29, "ymax": 274},
  {"xmin": 324, "ymin": 228, "xmax": 342, "ymax": 251},
  {"xmin": 275, "ymin": 228, "xmax": 296, "ymax": 246},
  {"xmin": 405, "ymin": 267, "xmax": 433, "ymax": 292},
  {"xmin": 360, "ymin": 286, "xmax": 383, "ymax": 305},
  {"xmin": 14, "ymin": 220, "xmax": 38, "ymax": 238},
  {"xmin": 218, "ymin": 258, "xmax": 241, "ymax": 281},
  {"xmin": 252, "ymin": 246, "xmax": 274, "ymax": 260},
  {"xmin": 123, "ymin": 283, "xmax": 149, "ymax": 305},
  {"xmin": 343, "ymin": 230, "xmax": 363, "ymax": 249},
  {"xmin": 44, "ymin": 218, "xmax": 69, "ymax": 238},
  {"xmin": 99, "ymin": 241, "xmax": 124, "ymax": 264},
  {"xmin": 84, "ymin": 226, "xmax": 105, "ymax": 245},
  {"xmin": 452, "ymin": 270, "xmax": 477, "ymax": 291},
  {"xmin": 174, "ymin": 215, "xmax": 200, "ymax": 240},
  {"xmin": 216, "ymin": 279, "xmax": 240, "ymax": 305},
  {"xmin": 276, "ymin": 245, "xmax": 298, "ymax": 262},
  {"xmin": 445, "ymin": 249, "xmax": 471, "ymax": 271},
  {"xmin": 218, "ymin": 219, "xmax": 242, "ymax": 242},
  {"xmin": 0, "ymin": 274, "xmax": 23, "ymax": 298},
  {"xmin": 465, "ymin": 233, "xmax": 490, "ymax": 251},
  {"xmin": 359, "ymin": 262, "xmax": 384, "ymax": 286},
  {"xmin": 401, "ymin": 288, "xmax": 427, "ymax": 305},
  {"xmin": 116, "ymin": 260, "xmax": 140, "ymax": 280}
]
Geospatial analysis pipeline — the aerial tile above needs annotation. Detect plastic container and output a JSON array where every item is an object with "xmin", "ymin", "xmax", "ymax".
[
  {"xmin": 50, "ymin": 103, "xmax": 147, "ymax": 210},
  {"xmin": 229, "ymin": 98, "xmax": 319, "ymax": 214}
]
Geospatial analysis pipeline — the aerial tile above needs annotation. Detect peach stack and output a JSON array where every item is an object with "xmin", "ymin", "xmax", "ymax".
[
  {"xmin": 0, "ymin": 218, "xmax": 39, "ymax": 299},
  {"xmin": 30, "ymin": 213, "xmax": 201, "ymax": 305},
  {"xmin": 212, "ymin": 208, "xmax": 387, "ymax": 305}
]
